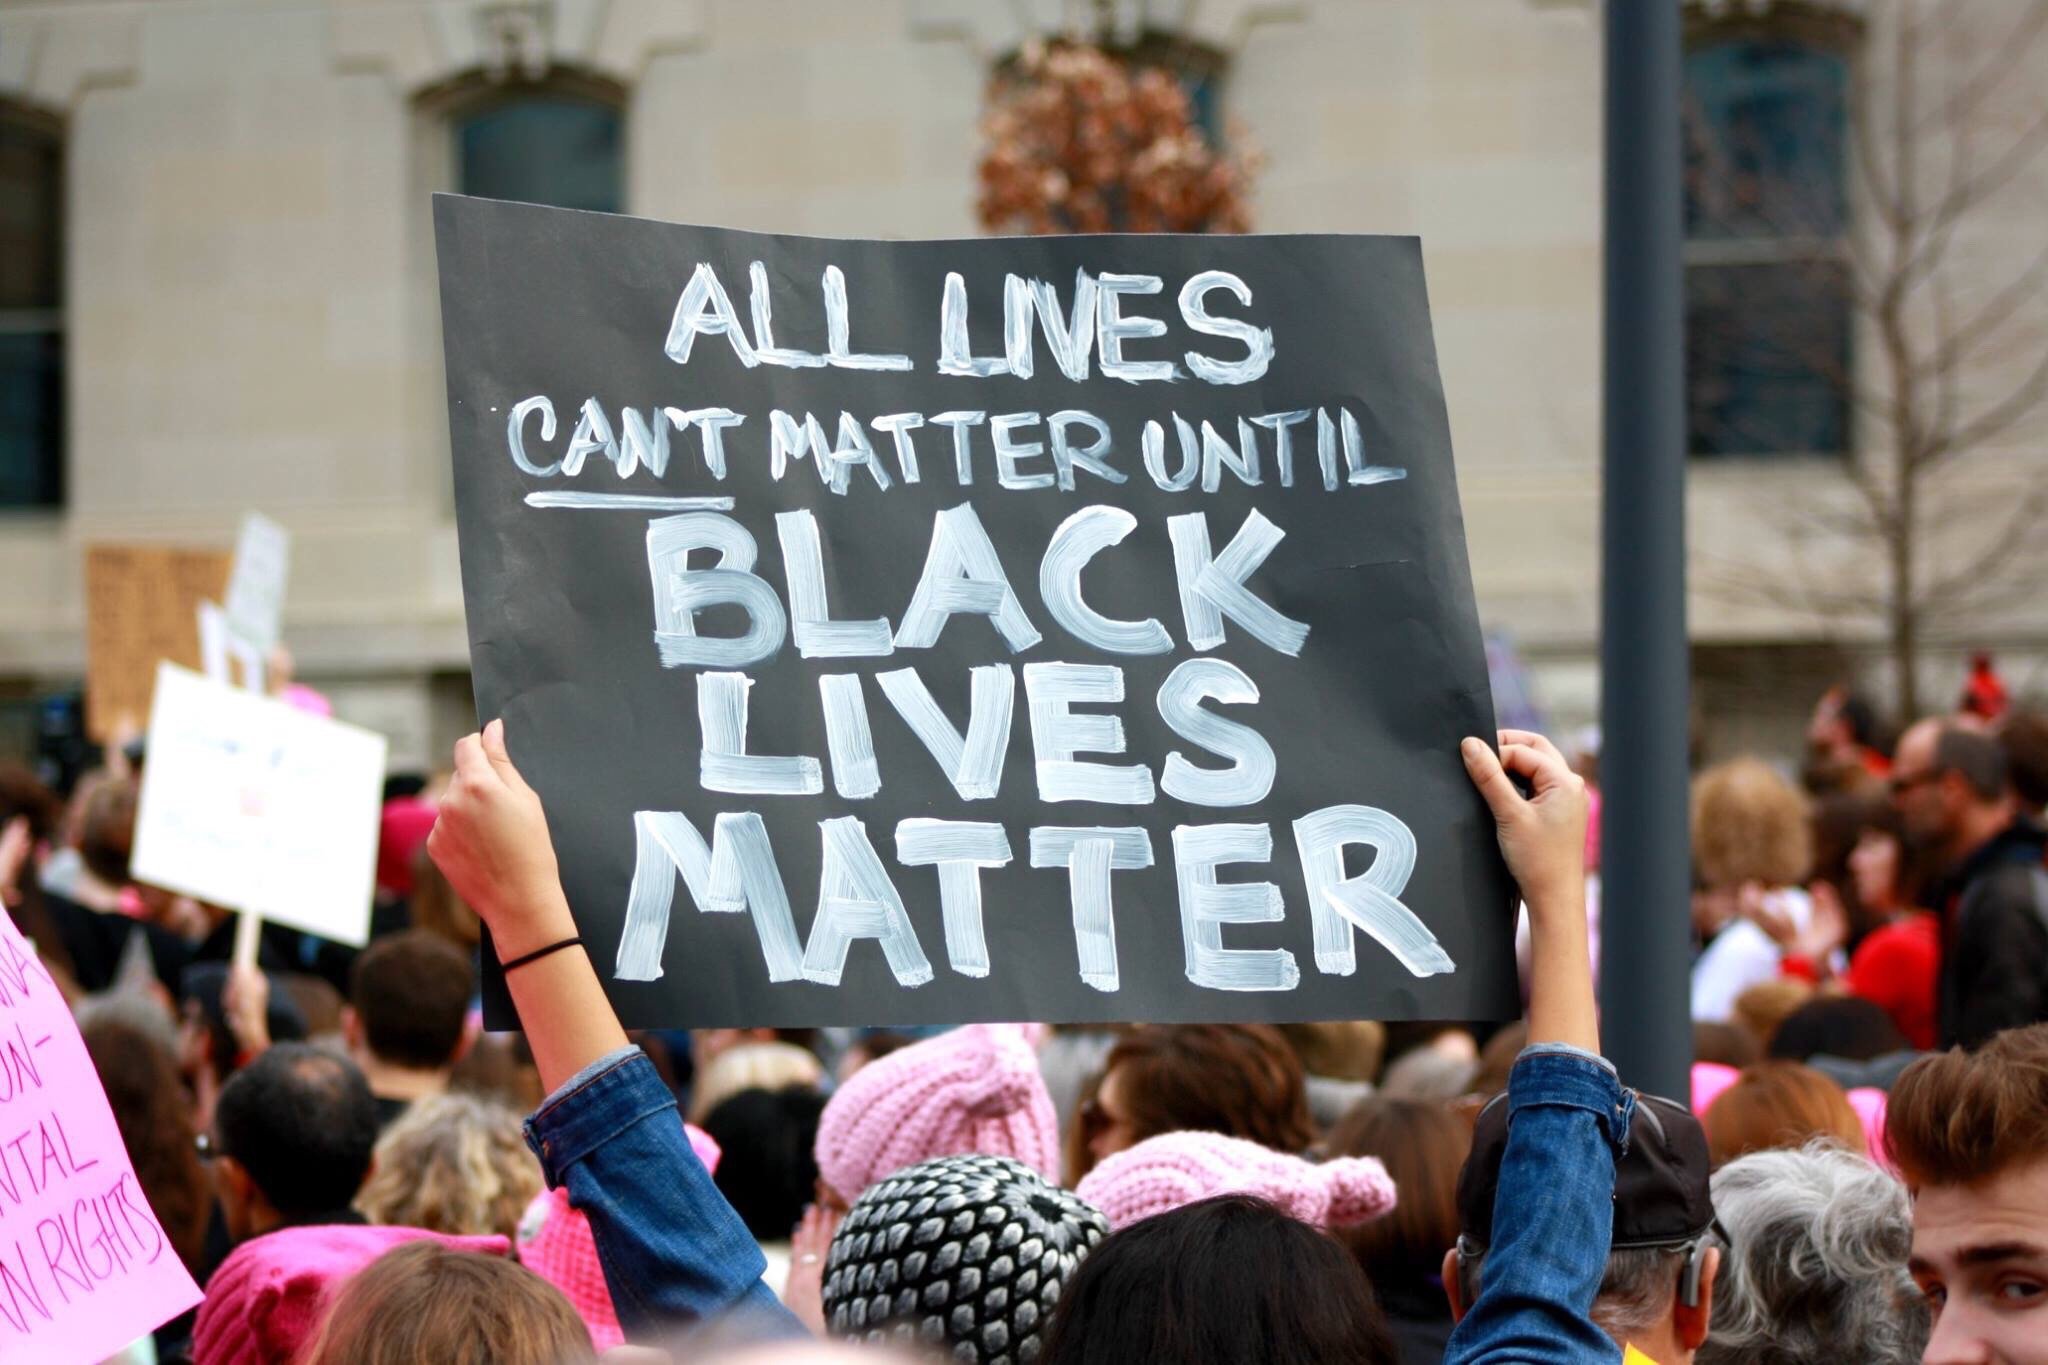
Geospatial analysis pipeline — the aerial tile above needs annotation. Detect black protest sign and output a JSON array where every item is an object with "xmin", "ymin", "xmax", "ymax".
[{"xmin": 435, "ymin": 194, "xmax": 1516, "ymax": 1029}]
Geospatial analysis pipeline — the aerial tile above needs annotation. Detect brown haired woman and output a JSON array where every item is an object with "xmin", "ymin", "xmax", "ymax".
[{"xmin": 1068, "ymin": 1023, "xmax": 1314, "ymax": 1180}]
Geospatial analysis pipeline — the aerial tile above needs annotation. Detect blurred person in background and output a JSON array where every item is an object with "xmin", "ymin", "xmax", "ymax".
[
  {"xmin": 355, "ymin": 1092, "xmax": 543, "ymax": 1241},
  {"xmin": 1703, "ymin": 1060, "xmax": 1866, "ymax": 1168},
  {"xmin": 1280, "ymin": 1020, "xmax": 1387, "ymax": 1129},
  {"xmin": 1068, "ymin": 1023, "xmax": 1314, "ymax": 1180},
  {"xmin": 301, "ymin": 1238, "xmax": 593, "ymax": 1365},
  {"xmin": 688, "ymin": 1040, "xmax": 824, "ymax": 1125},
  {"xmin": 1691, "ymin": 759, "xmax": 1831, "ymax": 1023},
  {"xmin": 1816, "ymin": 793, "xmax": 1943, "ymax": 1050},
  {"xmin": 1891, "ymin": 719, "xmax": 2048, "ymax": 1048},
  {"xmin": 701, "ymin": 1085, "xmax": 827, "ymax": 1291},
  {"xmin": 1326, "ymin": 1095, "xmax": 1474, "ymax": 1363},
  {"xmin": 1698, "ymin": 1143, "xmax": 1927, "ymax": 1364},
  {"xmin": 1729, "ymin": 978, "xmax": 1814, "ymax": 1053},
  {"xmin": 345, "ymin": 927, "xmax": 476, "ymax": 1129},
  {"xmin": 0, "ymin": 762, "xmax": 84, "ymax": 999},
  {"xmin": 210, "ymin": 1042, "xmax": 380, "ymax": 1247},
  {"xmin": 82, "ymin": 1010, "xmax": 213, "ymax": 1360},
  {"xmin": 1767, "ymin": 995, "xmax": 1908, "ymax": 1067},
  {"xmin": 1806, "ymin": 684, "xmax": 1892, "ymax": 791}
]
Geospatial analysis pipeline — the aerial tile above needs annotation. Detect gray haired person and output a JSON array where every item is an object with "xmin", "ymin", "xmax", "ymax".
[{"xmin": 1699, "ymin": 1143, "xmax": 1930, "ymax": 1364}]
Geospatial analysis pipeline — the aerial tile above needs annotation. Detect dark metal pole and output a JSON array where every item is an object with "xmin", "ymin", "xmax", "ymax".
[{"xmin": 1600, "ymin": 0, "xmax": 1692, "ymax": 1100}]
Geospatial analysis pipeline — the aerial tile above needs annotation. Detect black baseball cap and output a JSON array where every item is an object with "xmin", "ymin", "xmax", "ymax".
[{"xmin": 1456, "ymin": 1089, "xmax": 1716, "ymax": 1251}]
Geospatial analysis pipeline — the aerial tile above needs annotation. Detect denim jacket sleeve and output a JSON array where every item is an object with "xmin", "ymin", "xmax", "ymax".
[
  {"xmin": 524, "ymin": 1046, "xmax": 808, "ymax": 1342},
  {"xmin": 1443, "ymin": 1044, "xmax": 1635, "ymax": 1365}
]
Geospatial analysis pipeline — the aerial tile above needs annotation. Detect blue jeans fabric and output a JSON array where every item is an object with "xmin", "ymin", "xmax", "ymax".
[
  {"xmin": 1444, "ymin": 1045, "xmax": 1636, "ymax": 1365},
  {"xmin": 524, "ymin": 1046, "xmax": 807, "ymax": 1342}
]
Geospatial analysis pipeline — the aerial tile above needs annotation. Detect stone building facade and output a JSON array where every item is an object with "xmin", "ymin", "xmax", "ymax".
[{"xmin": 1, "ymin": 0, "xmax": 2042, "ymax": 769}]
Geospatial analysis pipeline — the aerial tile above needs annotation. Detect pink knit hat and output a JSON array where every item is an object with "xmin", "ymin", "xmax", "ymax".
[
  {"xmin": 516, "ymin": 1122, "xmax": 723, "ymax": 1349},
  {"xmin": 1076, "ymin": 1130, "xmax": 1398, "ymax": 1231},
  {"xmin": 814, "ymin": 1024, "xmax": 1058, "ymax": 1202},
  {"xmin": 192, "ymin": 1224, "xmax": 510, "ymax": 1365}
]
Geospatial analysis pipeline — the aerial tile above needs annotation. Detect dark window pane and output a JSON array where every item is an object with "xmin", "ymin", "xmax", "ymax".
[
  {"xmin": 458, "ymin": 98, "xmax": 622, "ymax": 214},
  {"xmin": 1687, "ymin": 260, "xmax": 1850, "ymax": 457},
  {"xmin": 1684, "ymin": 40, "xmax": 1847, "ymax": 240},
  {"xmin": 0, "ymin": 118, "xmax": 61, "ymax": 310},
  {"xmin": 0, "ymin": 329, "xmax": 64, "ymax": 507}
]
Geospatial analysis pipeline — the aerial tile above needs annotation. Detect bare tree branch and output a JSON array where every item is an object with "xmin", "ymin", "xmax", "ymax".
[
  {"xmin": 1915, "ymin": 0, "xmax": 2048, "ymax": 134},
  {"xmin": 1922, "ymin": 347, "xmax": 2048, "ymax": 463}
]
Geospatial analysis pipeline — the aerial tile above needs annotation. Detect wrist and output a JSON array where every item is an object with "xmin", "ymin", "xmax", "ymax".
[
  {"xmin": 1523, "ymin": 883, "xmax": 1587, "ymax": 925},
  {"xmin": 484, "ymin": 887, "xmax": 578, "ymax": 962}
]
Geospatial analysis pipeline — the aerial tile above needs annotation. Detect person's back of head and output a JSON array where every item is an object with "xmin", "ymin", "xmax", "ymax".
[
  {"xmin": 1693, "ymin": 757, "xmax": 1814, "ymax": 891},
  {"xmin": 689, "ymin": 1039, "xmax": 823, "ymax": 1124},
  {"xmin": 1699, "ymin": 1143, "xmax": 1927, "ymax": 1364},
  {"xmin": 823, "ymin": 1154, "xmax": 1106, "ymax": 1363},
  {"xmin": 354, "ymin": 1092, "xmax": 542, "ymax": 1240},
  {"xmin": 1071, "ymin": 1023, "xmax": 1311, "ymax": 1179},
  {"xmin": 182, "ymin": 960, "xmax": 310, "ymax": 1078},
  {"xmin": 1039, "ymin": 1194, "xmax": 1396, "ymax": 1365},
  {"xmin": 347, "ymin": 928, "xmax": 475, "ymax": 1073},
  {"xmin": 702, "ymin": 1084, "xmax": 826, "ymax": 1241},
  {"xmin": 1694, "ymin": 1020, "xmax": 1763, "ymax": 1069},
  {"xmin": 1768, "ymin": 995, "xmax": 1908, "ymax": 1064},
  {"xmin": 1884, "ymin": 1023, "xmax": 2048, "ymax": 1363},
  {"xmin": 1704, "ymin": 1060, "xmax": 1866, "ymax": 1167},
  {"xmin": 1325, "ymin": 1096, "xmax": 1471, "ymax": 1319},
  {"xmin": 1732, "ymin": 978, "xmax": 1815, "ymax": 1051},
  {"xmin": 1932, "ymin": 723, "xmax": 2012, "ymax": 805},
  {"xmin": 77, "ymin": 774, "xmax": 138, "ymax": 887},
  {"xmin": 214, "ymin": 1042, "xmax": 378, "ymax": 1235},
  {"xmin": 1277, "ymin": 1021, "xmax": 1387, "ymax": 1082},
  {"xmin": 302, "ymin": 1239, "xmax": 594, "ymax": 1365},
  {"xmin": 1455, "ymin": 1090, "xmax": 1721, "ymax": 1363}
]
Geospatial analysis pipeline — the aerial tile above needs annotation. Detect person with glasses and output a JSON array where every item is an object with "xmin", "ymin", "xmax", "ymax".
[{"xmin": 1890, "ymin": 719, "xmax": 2048, "ymax": 1049}]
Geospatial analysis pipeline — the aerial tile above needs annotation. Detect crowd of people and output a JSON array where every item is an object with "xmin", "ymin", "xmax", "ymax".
[{"xmin": 1, "ymin": 673, "xmax": 2045, "ymax": 1364}]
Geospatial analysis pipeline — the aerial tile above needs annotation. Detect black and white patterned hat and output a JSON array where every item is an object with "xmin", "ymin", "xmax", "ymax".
[{"xmin": 822, "ymin": 1153, "xmax": 1108, "ymax": 1364}]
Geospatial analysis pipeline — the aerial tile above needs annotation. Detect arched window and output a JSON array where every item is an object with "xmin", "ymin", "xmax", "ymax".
[
  {"xmin": 457, "ymin": 94, "xmax": 622, "ymax": 212},
  {"xmin": 1683, "ymin": 6, "xmax": 1858, "ymax": 458},
  {"xmin": 0, "ymin": 103, "xmax": 63, "ymax": 508},
  {"xmin": 421, "ymin": 71, "xmax": 625, "ymax": 214}
]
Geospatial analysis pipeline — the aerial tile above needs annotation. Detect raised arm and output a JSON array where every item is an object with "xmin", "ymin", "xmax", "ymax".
[
  {"xmin": 1446, "ymin": 731, "xmax": 1627, "ymax": 1365},
  {"xmin": 428, "ymin": 720, "xmax": 804, "ymax": 1340}
]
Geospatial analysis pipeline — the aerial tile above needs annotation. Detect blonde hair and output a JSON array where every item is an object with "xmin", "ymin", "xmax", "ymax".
[
  {"xmin": 1692, "ymin": 757, "xmax": 1813, "ymax": 890},
  {"xmin": 1732, "ymin": 978, "xmax": 1815, "ymax": 1050},
  {"xmin": 688, "ymin": 1041, "xmax": 823, "ymax": 1122},
  {"xmin": 301, "ymin": 1240, "xmax": 593, "ymax": 1365},
  {"xmin": 355, "ymin": 1093, "xmax": 542, "ymax": 1240}
]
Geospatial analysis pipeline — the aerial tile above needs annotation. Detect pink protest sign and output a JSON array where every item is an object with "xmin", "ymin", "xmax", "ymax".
[{"xmin": 0, "ymin": 915, "xmax": 202, "ymax": 1363}]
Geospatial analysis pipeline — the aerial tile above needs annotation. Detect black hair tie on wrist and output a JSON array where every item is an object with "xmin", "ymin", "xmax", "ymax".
[{"xmin": 499, "ymin": 935, "xmax": 584, "ymax": 973}]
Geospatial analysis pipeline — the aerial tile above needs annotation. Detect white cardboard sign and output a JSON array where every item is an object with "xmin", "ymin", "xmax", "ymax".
[
  {"xmin": 222, "ymin": 512, "xmax": 290, "ymax": 654},
  {"xmin": 131, "ymin": 663, "xmax": 385, "ymax": 946}
]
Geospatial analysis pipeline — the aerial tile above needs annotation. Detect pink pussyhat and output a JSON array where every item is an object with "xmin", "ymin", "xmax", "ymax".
[
  {"xmin": 1076, "ymin": 1130, "xmax": 1399, "ymax": 1231},
  {"xmin": 814, "ymin": 1023, "xmax": 1058, "ymax": 1203},
  {"xmin": 192, "ymin": 1224, "xmax": 510, "ymax": 1365},
  {"xmin": 517, "ymin": 1122, "xmax": 721, "ymax": 1349}
]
